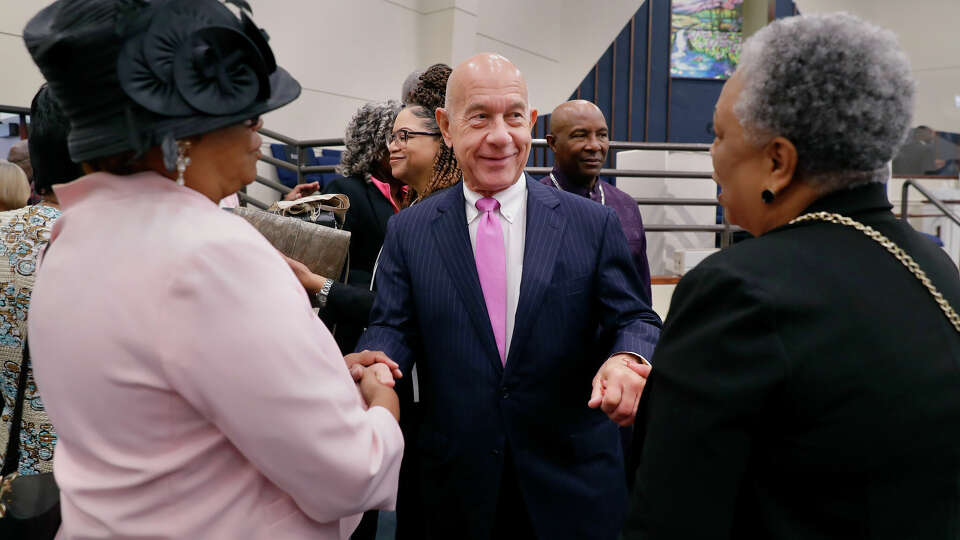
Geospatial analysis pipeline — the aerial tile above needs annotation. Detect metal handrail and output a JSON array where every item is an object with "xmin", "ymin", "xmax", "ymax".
[
  {"xmin": 636, "ymin": 197, "xmax": 720, "ymax": 206},
  {"xmin": 900, "ymin": 179, "xmax": 960, "ymax": 228},
  {"xmin": 255, "ymin": 175, "xmax": 291, "ymax": 195},
  {"xmin": 254, "ymin": 128, "xmax": 730, "ymax": 243},
  {"xmin": 646, "ymin": 224, "xmax": 740, "ymax": 233},
  {"xmin": 259, "ymin": 154, "xmax": 298, "ymax": 173},
  {"xmin": 256, "ymin": 133, "xmax": 712, "ymax": 153},
  {"xmin": 237, "ymin": 191, "xmax": 269, "ymax": 210},
  {"xmin": 525, "ymin": 166, "xmax": 713, "ymax": 178}
]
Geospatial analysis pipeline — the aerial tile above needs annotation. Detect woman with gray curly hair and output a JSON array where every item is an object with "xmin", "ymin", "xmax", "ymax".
[
  {"xmin": 623, "ymin": 13, "xmax": 960, "ymax": 540},
  {"xmin": 285, "ymin": 101, "xmax": 404, "ymax": 352},
  {"xmin": 326, "ymin": 100, "xmax": 405, "ymax": 283}
]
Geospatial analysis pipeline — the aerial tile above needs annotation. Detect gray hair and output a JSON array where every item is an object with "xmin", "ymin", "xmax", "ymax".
[
  {"xmin": 733, "ymin": 13, "xmax": 914, "ymax": 193},
  {"xmin": 401, "ymin": 70, "xmax": 424, "ymax": 105},
  {"xmin": 335, "ymin": 100, "xmax": 403, "ymax": 179}
]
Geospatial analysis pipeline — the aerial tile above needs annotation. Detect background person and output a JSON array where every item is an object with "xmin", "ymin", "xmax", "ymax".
[
  {"xmin": 283, "ymin": 100, "xmax": 404, "ymax": 361},
  {"xmin": 390, "ymin": 63, "xmax": 461, "ymax": 206},
  {"xmin": 23, "ymin": 1, "xmax": 403, "ymax": 538},
  {"xmin": 624, "ymin": 13, "xmax": 960, "ymax": 540},
  {"xmin": 327, "ymin": 100, "xmax": 406, "ymax": 287},
  {"xmin": 0, "ymin": 160, "xmax": 31, "ymax": 211},
  {"xmin": 6, "ymin": 140, "xmax": 34, "ymax": 204},
  {"xmin": 0, "ymin": 84, "xmax": 80, "ymax": 478},
  {"xmin": 542, "ymin": 100, "xmax": 652, "ymax": 302}
]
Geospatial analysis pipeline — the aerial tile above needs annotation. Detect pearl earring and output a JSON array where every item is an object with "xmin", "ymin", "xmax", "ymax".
[{"xmin": 176, "ymin": 141, "xmax": 192, "ymax": 187}]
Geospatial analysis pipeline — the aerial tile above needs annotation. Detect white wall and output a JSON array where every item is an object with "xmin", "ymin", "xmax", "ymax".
[
  {"xmin": 0, "ymin": 0, "xmax": 644, "ymax": 140},
  {"xmin": 795, "ymin": 0, "xmax": 960, "ymax": 134},
  {"xmin": 0, "ymin": 0, "xmax": 45, "ymax": 112}
]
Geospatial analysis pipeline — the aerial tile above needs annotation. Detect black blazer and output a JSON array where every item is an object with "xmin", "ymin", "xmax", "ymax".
[
  {"xmin": 624, "ymin": 183, "xmax": 960, "ymax": 540},
  {"xmin": 323, "ymin": 175, "xmax": 395, "ymax": 286}
]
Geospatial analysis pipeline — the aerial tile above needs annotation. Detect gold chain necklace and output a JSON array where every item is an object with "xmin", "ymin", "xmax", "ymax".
[{"xmin": 789, "ymin": 211, "xmax": 960, "ymax": 334}]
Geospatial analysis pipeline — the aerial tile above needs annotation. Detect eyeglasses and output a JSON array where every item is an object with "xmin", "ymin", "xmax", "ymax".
[
  {"xmin": 386, "ymin": 129, "xmax": 440, "ymax": 148},
  {"xmin": 243, "ymin": 115, "xmax": 261, "ymax": 129}
]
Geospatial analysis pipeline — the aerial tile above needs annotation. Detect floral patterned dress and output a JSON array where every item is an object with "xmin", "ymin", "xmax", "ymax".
[{"xmin": 0, "ymin": 203, "xmax": 61, "ymax": 475}]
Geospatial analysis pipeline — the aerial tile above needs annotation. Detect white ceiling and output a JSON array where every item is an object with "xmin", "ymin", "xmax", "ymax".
[{"xmin": 795, "ymin": 0, "xmax": 960, "ymax": 133}]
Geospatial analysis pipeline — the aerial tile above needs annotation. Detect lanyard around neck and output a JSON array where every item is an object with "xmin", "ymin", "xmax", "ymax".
[{"xmin": 549, "ymin": 173, "xmax": 605, "ymax": 206}]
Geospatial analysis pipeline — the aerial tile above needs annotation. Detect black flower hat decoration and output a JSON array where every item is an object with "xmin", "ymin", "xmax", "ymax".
[
  {"xmin": 118, "ymin": 0, "xmax": 277, "ymax": 117},
  {"xmin": 23, "ymin": 0, "xmax": 300, "ymax": 163}
]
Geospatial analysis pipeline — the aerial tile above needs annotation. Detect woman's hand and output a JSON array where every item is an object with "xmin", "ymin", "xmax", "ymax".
[
  {"xmin": 282, "ymin": 254, "xmax": 328, "ymax": 294},
  {"xmin": 283, "ymin": 181, "xmax": 320, "ymax": 201},
  {"xmin": 353, "ymin": 364, "xmax": 400, "ymax": 421},
  {"xmin": 345, "ymin": 349, "xmax": 403, "ymax": 380}
]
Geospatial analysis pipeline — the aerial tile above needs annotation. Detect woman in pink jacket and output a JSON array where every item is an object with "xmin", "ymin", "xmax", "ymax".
[{"xmin": 22, "ymin": 1, "xmax": 404, "ymax": 538}]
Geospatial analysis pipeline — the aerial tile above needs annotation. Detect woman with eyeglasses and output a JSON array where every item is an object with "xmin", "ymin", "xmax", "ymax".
[
  {"xmin": 389, "ymin": 64, "xmax": 462, "ymax": 207},
  {"xmin": 22, "ymin": 1, "xmax": 403, "ymax": 538}
]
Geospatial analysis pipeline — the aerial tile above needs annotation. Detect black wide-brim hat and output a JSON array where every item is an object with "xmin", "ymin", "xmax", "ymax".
[{"xmin": 23, "ymin": 0, "xmax": 301, "ymax": 164}]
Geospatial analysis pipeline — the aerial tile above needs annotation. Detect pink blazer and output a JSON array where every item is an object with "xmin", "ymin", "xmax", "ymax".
[{"xmin": 28, "ymin": 172, "xmax": 403, "ymax": 539}]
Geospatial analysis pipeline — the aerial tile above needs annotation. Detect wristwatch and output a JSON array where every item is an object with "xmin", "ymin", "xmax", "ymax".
[{"xmin": 314, "ymin": 278, "xmax": 334, "ymax": 308}]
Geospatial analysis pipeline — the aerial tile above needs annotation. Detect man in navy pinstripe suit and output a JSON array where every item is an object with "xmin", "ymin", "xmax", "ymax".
[{"xmin": 355, "ymin": 53, "xmax": 662, "ymax": 540}]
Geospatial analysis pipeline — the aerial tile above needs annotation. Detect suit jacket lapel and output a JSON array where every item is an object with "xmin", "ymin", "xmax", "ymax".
[
  {"xmin": 432, "ymin": 184, "xmax": 503, "ymax": 372},
  {"xmin": 506, "ymin": 177, "xmax": 565, "ymax": 366}
]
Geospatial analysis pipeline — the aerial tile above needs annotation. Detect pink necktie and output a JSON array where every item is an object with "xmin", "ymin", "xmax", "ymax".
[{"xmin": 475, "ymin": 197, "xmax": 507, "ymax": 364}]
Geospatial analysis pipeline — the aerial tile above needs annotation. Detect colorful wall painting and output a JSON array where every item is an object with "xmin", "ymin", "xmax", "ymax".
[{"xmin": 671, "ymin": 0, "xmax": 744, "ymax": 79}]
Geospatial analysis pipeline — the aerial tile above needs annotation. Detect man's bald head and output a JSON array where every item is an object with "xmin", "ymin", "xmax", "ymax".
[
  {"xmin": 437, "ymin": 53, "xmax": 537, "ymax": 195},
  {"xmin": 7, "ymin": 140, "xmax": 31, "ymax": 182},
  {"xmin": 546, "ymin": 100, "xmax": 609, "ymax": 187},
  {"xmin": 444, "ymin": 53, "xmax": 528, "ymax": 115},
  {"xmin": 549, "ymin": 100, "xmax": 605, "ymax": 136}
]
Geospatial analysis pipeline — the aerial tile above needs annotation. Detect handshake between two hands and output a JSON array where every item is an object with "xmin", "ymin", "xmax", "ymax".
[
  {"xmin": 343, "ymin": 350, "xmax": 404, "ymax": 421},
  {"xmin": 342, "ymin": 350, "xmax": 652, "ymax": 427}
]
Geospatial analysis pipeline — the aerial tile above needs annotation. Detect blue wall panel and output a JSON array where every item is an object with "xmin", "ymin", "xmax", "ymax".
[
  {"xmin": 613, "ymin": 23, "xmax": 632, "ymax": 143},
  {"xmin": 647, "ymin": 0, "xmax": 671, "ymax": 142},
  {"xmin": 669, "ymin": 79, "xmax": 723, "ymax": 143},
  {"xmin": 629, "ymin": 4, "xmax": 649, "ymax": 143},
  {"xmin": 776, "ymin": 0, "xmax": 798, "ymax": 19}
]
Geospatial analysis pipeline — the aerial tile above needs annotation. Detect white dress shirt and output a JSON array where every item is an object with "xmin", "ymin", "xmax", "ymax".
[{"xmin": 464, "ymin": 174, "xmax": 527, "ymax": 359}]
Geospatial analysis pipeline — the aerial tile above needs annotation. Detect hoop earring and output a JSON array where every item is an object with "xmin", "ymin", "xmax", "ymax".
[
  {"xmin": 176, "ymin": 141, "xmax": 192, "ymax": 187},
  {"xmin": 761, "ymin": 189, "xmax": 775, "ymax": 204}
]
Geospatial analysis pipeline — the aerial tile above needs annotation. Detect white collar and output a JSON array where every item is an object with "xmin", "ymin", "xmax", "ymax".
[{"xmin": 464, "ymin": 173, "xmax": 526, "ymax": 224}]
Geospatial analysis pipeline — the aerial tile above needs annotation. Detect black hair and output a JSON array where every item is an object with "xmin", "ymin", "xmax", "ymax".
[{"xmin": 29, "ymin": 85, "xmax": 85, "ymax": 196}]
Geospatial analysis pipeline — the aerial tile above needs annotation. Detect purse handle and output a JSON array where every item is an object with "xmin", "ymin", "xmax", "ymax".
[
  {"xmin": 1, "ymin": 341, "xmax": 31, "ymax": 478},
  {"xmin": 789, "ymin": 211, "xmax": 960, "ymax": 334}
]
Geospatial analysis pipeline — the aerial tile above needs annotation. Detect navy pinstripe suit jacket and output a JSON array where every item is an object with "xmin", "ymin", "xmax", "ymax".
[{"xmin": 357, "ymin": 176, "xmax": 662, "ymax": 539}]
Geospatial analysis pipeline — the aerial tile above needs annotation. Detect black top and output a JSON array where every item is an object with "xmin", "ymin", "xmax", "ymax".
[
  {"xmin": 323, "ymin": 175, "xmax": 395, "ymax": 286},
  {"xmin": 321, "ymin": 175, "xmax": 395, "ymax": 353},
  {"xmin": 625, "ymin": 182, "xmax": 960, "ymax": 540}
]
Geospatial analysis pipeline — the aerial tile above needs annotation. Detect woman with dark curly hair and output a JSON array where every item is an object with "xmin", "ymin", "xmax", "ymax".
[
  {"xmin": 22, "ymin": 1, "xmax": 403, "ymax": 538},
  {"xmin": 391, "ymin": 63, "xmax": 462, "ymax": 207}
]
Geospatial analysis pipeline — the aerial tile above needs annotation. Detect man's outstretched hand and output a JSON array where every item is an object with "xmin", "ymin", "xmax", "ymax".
[{"xmin": 588, "ymin": 354, "xmax": 651, "ymax": 426}]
